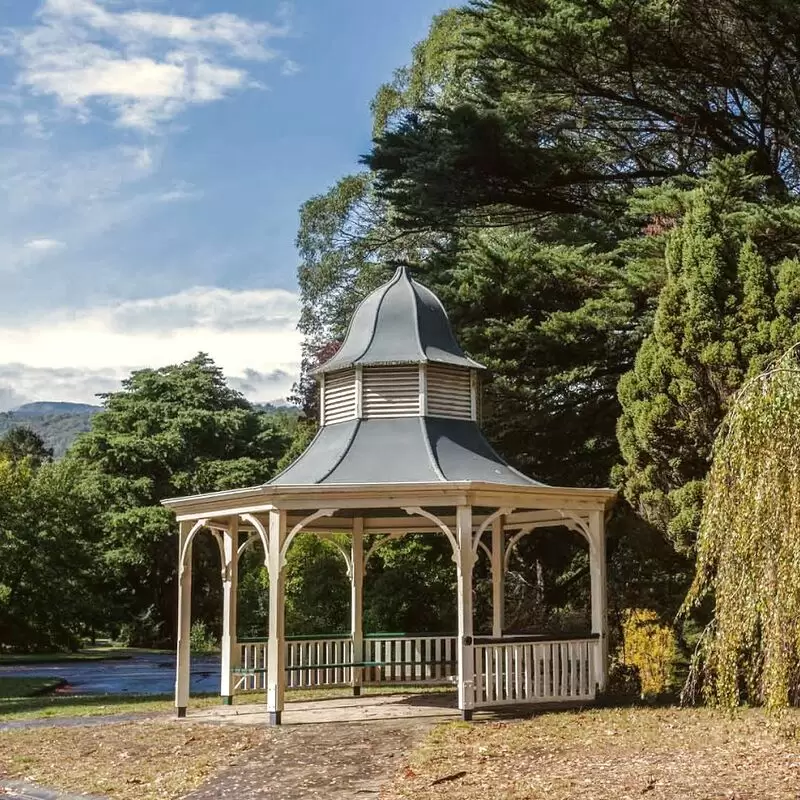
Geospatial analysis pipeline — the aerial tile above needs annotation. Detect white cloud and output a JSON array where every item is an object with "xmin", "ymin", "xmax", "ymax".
[
  {"xmin": 24, "ymin": 237, "xmax": 64, "ymax": 251},
  {"xmin": 7, "ymin": 0, "xmax": 291, "ymax": 131},
  {"xmin": 0, "ymin": 286, "xmax": 302, "ymax": 409}
]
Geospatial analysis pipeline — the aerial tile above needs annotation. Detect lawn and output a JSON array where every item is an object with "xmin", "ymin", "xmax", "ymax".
[
  {"xmin": 0, "ymin": 720, "xmax": 270, "ymax": 800},
  {"xmin": 383, "ymin": 706, "xmax": 800, "ymax": 800},
  {"xmin": 0, "ymin": 677, "xmax": 66, "ymax": 698}
]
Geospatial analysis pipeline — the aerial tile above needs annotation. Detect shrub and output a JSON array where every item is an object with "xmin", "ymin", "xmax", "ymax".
[
  {"xmin": 621, "ymin": 608, "xmax": 679, "ymax": 698},
  {"xmin": 189, "ymin": 620, "xmax": 219, "ymax": 654}
]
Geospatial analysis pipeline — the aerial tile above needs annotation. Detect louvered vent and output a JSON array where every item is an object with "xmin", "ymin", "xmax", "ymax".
[
  {"xmin": 323, "ymin": 369, "xmax": 356, "ymax": 424},
  {"xmin": 426, "ymin": 364, "xmax": 473, "ymax": 420},
  {"xmin": 363, "ymin": 366, "xmax": 420, "ymax": 418}
]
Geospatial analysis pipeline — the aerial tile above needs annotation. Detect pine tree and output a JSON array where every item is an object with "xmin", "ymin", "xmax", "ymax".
[{"xmin": 616, "ymin": 189, "xmax": 800, "ymax": 555}]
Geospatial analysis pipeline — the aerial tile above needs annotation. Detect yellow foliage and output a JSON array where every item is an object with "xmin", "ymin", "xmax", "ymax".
[{"xmin": 621, "ymin": 608, "xmax": 678, "ymax": 697}]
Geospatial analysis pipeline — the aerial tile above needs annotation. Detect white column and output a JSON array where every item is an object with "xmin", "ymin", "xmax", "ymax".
[
  {"xmin": 220, "ymin": 517, "xmax": 239, "ymax": 704},
  {"xmin": 490, "ymin": 516, "xmax": 505, "ymax": 638},
  {"xmin": 456, "ymin": 505, "xmax": 475, "ymax": 720},
  {"xmin": 175, "ymin": 520, "xmax": 193, "ymax": 717},
  {"xmin": 351, "ymin": 518, "xmax": 364, "ymax": 696},
  {"xmin": 589, "ymin": 509, "xmax": 608, "ymax": 692},
  {"xmin": 267, "ymin": 509, "xmax": 287, "ymax": 725}
]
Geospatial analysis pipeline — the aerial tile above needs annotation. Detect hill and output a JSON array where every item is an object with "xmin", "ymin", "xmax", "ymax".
[
  {"xmin": 0, "ymin": 403, "xmax": 101, "ymax": 458},
  {"xmin": 12, "ymin": 402, "xmax": 101, "ymax": 417},
  {"xmin": 0, "ymin": 400, "xmax": 301, "ymax": 459}
]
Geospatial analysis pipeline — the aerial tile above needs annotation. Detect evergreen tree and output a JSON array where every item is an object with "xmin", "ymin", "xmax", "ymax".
[{"xmin": 617, "ymin": 181, "xmax": 800, "ymax": 554}]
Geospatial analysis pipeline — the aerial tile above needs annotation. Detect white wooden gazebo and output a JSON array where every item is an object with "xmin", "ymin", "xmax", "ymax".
[{"xmin": 163, "ymin": 266, "xmax": 616, "ymax": 724}]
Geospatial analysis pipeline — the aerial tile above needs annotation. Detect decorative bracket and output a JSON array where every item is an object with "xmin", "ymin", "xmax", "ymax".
[
  {"xmin": 402, "ymin": 506, "xmax": 459, "ymax": 565},
  {"xmin": 471, "ymin": 507, "xmax": 513, "ymax": 555},
  {"xmin": 179, "ymin": 518, "xmax": 208, "ymax": 579},
  {"xmin": 365, "ymin": 531, "xmax": 407, "ymax": 565},
  {"xmin": 280, "ymin": 508, "xmax": 338, "ymax": 567},
  {"xmin": 241, "ymin": 514, "xmax": 270, "ymax": 568}
]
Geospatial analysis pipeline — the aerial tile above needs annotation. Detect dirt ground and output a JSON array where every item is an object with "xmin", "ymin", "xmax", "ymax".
[
  {"xmin": 383, "ymin": 706, "xmax": 800, "ymax": 800},
  {"xmin": 4, "ymin": 702, "xmax": 800, "ymax": 799},
  {"xmin": 0, "ymin": 721, "xmax": 270, "ymax": 800}
]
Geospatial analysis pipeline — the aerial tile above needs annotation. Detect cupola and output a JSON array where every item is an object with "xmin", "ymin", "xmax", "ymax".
[
  {"xmin": 313, "ymin": 266, "xmax": 484, "ymax": 425},
  {"xmin": 270, "ymin": 266, "xmax": 540, "ymax": 486}
]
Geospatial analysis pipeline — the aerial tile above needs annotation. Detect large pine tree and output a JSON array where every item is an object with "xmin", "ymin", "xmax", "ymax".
[{"xmin": 617, "ymin": 178, "xmax": 800, "ymax": 554}]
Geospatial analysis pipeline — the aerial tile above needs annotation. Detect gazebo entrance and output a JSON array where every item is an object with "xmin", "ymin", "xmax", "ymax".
[{"xmin": 163, "ymin": 266, "xmax": 615, "ymax": 724}]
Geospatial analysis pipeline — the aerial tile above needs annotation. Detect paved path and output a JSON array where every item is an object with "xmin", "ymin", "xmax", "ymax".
[
  {"xmin": 186, "ymin": 691, "xmax": 462, "ymax": 726},
  {"xmin": 183, "ymin": 693, "xmax": 469, "ymax": 799},
  {"xmin": 0, "ymin": 653, "xmax": 219, "ymax": 695},
  {"xmin": 183, "ymin": 717, "xmax": 435, "ymax": 799}
]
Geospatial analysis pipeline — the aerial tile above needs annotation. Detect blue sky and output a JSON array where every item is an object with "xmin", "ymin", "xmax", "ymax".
[{"xmin": 0, "ymin": 0, "xmax": 450, "ymax": 409}]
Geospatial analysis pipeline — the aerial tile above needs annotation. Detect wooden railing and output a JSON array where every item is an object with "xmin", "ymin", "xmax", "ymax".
[
  {"xmin": 472, "ymin": 636, "xmax": 597, "ymax": 707},
  {"xmin": 234, "ymin": 633, "xmax": 599, "ymax": 706},
  {"xmin": 363, "ymin": 634, "xmax": 457, "ymax": 684},
  {"xmin": 233, "ymin": 634, "xmax": 457, "ymax": 692}
]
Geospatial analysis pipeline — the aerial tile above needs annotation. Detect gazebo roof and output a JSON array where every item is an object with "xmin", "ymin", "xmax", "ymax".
[
  {"xmin": 162, "ymin": 264, "xmax": 617, "ymax": 520},
  {"xmin": 269, "ymin": 417, "xmax": 542, "ymax": 486},
  {"xmin": 313, "ymin": 266, "xmax": 484, "ymax": 374}
]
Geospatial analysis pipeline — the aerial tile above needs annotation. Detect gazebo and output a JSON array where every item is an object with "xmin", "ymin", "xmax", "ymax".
[{"xmin": 163, "ymin": 266, "xmax": 616, "ymax": 724}]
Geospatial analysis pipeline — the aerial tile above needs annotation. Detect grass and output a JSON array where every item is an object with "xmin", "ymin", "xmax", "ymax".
[
  {"xmin": 0, "ymin": 684, "xmax": 452, "ymax": 723},
  {"xmin": 0, "ymin": 677, "xmax": 66, "ymax": 698},
  {"xmin": 383, "ymin": 705, "xmax": 800, "ymax": 800},
  {"xmin": 0, "ymin": 720, "xmax": 270, "ymax": 800}
]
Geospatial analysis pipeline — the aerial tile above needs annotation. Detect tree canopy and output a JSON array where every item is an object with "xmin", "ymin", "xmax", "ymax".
[{"xmin": 65, "ymin": 353, "xmax": 292, "ymax": 646}]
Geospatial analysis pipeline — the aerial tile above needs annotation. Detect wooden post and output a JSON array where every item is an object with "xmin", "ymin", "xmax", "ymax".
[
  {"xmin": 175, "ymin": 520, "xmax": 193, "ymax": 717},
  {"xmin": 267, "ymin": 509, "xmax": 287, "ymax": 725},
  {"xmin": 220, "ymin": 517, "xmax": 238, "ymax": 705},
  {"xmin": 350, "ymin": 518, "xmax": 365, "ymax": 696},
  {"xmin": 490, "ymin": 515, "xmax": 505, "ymax": 638},
  {"xmin": 456, "ymin": 505, "xmax": 475, "ymax": 721},
  {"xmin": 589, "ymin": 510, "xmax": 608, "ymax": 692}
]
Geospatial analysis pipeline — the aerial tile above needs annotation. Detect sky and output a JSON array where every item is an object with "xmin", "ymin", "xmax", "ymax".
[{"xmin": 0, "ymin": 0, "xmax": 450, "ymax": 410}]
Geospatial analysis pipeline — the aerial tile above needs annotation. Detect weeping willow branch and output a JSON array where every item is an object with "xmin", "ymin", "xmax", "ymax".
[{"xmin": 683, "ymin": 345, "xmax": 800, "ymax": 710}]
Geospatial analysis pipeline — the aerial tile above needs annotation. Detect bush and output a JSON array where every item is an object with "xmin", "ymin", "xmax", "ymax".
[
  {"xmin": 621, "ymin": 608, "xmax": 679, "ymax": 699},
  {"xmin": 189, "ymin": 620, "xmax": 219, "ymax": 654}
]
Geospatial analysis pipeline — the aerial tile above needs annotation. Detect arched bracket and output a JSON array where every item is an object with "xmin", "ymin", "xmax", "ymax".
[
  {"xmin": 179, "ymin": 518, "xmax": 209, "ymax": 578},
  {"xmin": 211, "ymin": 531, "xmax": 227, "ymax": 581},
  {"xmin": 402, "ymin": 507, "xmax": 458, "ymax": 564},
  {"xmin": 365, "ymin": 531, "xmax": 408, "ymax": 565},
  {"xmin": 503, "ymin": 513, "xmax": 595, "ymax": 571},
  {"xmin": 280, "ymin": 508, "xmax": 338, "ymax": 567},
  {"xmin": 241, "ymin": 514, "xmax": 270, "ymax": 568},
  {"xmin": 477, "ymin": 540, "xmax": 491, "ymax": 563},
  {"xmin": 472, "ymin": 507, "xmax": 513, "ymax": 555},
  {"xmin": 558, "ymin": 510, "xmax": 593, "ymax": 547},
  {"xmin": 331, "ymin": 540, "xmax": 353, "ymax": 578},
  {"xmin": 316, "ymin": 533, "xmax": 354, "ymax": 577},
  {"xmin": 237, "ymin": 532, "xmax": 258, "ymax": 558},
  {"xmin": 503, "ymin": 524, "xmax": 535, "ymax": 572}
]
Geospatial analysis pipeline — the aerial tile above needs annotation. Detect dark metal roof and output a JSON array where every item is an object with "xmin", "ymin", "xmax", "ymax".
[
  {"xmin": 268, "ymin": 417, "xmax": 544, "ymax": 487},
  {"xmin": 313, "ymin": 266, "xmax": 484, "ymax": 374}
]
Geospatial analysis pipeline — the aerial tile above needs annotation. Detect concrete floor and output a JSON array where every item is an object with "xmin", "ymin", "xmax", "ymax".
[{"xmin": 184, "ymin": 692, "xmax": 473, "ymax": 726}]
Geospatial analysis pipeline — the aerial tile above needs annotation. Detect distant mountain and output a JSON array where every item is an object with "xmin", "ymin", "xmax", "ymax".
[
  {"xmin": 0, "ymin": 400, "xmax": 301, "ymax": 459},
  {"xmin": 0, "ymin": 402, "xmax": 102, "ymax": 458},
  {"xmin": 12, "ymin": 402, "xmax": 102, "ymax": 417}
]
